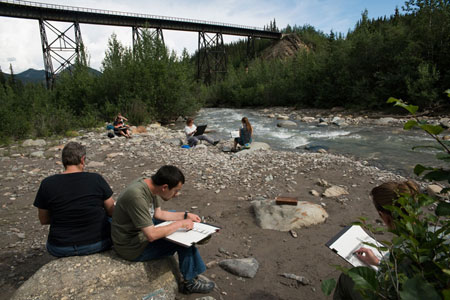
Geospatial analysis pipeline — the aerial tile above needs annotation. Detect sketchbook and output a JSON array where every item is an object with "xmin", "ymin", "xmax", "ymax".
[
  {"xmin": 194, "ymin": 125, "xmax": 207, "ymax": 136},
  {"xmin": 230, "ymin": 130, "xmax": 240, "ymax": 138},
  {"xmin": 155, "ymin": 221, "xmax": 220, "ymax": 247},
  {"xmin": 326, "ymin": 225, "xmax": 387, "ymax": 271}
]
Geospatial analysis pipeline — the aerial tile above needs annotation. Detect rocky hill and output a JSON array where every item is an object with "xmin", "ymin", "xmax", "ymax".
[{"xmin": 261, "ymin": 33, "xmax": 309, "ymax": 60}]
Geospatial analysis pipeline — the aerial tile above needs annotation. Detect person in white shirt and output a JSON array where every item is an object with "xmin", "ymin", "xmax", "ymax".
[{"xmin": 184, "ymin": 118, "xmax": 218, "ymax": 147}]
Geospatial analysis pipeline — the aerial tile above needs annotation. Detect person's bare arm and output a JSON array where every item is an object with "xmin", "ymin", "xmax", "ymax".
[
  {"xmin": 154, "ymin": 207, "xmax": 201, "ymax": 222},
  {"xmin": 103, "ymin": 197, "xmax": 115, "ymax": 216},
  {"xmin": 141, "ymin": 219, "xmax": 193, "ymax": 242},
  {"xmin": 38, "ymin": 209, "xmax": 50, "ymax": 225}
]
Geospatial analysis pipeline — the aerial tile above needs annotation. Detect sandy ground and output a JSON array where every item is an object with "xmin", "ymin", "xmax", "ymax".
[{"xmin": 0, "ymin": 121, "xmax": 410, "ymax": 300}]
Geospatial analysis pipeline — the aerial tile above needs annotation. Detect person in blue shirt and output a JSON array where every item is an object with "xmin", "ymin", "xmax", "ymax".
[{"xmin": 232, "ymin": 117, "xmax": 253, "ymax": 152}]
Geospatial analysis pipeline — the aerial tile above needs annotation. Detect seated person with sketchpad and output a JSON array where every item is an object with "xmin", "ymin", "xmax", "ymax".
[
  {"xmin": 113, "ymin": 113, "xmax": 131, "ymax": 138},
  {"xmin": 232, "ymin": 117, "xmax": 253, "ymax": 152},
  {"xmin": 111, "ymin": 165, "xmax": 214, "ymax": 294},
  {"xmin": 34, "ymin": 142, "xmax": 115, "ymax": 257},
  {"xmin": 184, "ymin": 118, "xmax": 219, "ymax": 147}
]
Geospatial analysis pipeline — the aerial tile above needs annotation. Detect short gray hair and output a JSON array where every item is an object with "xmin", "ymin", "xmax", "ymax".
[{"xmin": 62, "ymin": 142, "xmax": 86, "ymax": 168}]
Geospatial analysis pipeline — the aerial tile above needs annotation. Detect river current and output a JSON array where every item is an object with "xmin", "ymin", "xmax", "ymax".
[{"xmin": 193, "ymin": 108, "xmax": 441, "ymax": 177}]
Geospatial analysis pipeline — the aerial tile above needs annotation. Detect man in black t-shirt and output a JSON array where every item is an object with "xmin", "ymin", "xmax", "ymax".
[{"xmin": 34, "ymin": 142, "xmax": 115, "ymax": 257}]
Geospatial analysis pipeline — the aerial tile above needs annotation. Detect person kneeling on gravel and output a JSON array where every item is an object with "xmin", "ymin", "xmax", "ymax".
[
  {"xmin": 111, "ymin": 165, "xmax": 214, "ymax": 294},
  {"xmin": 34, "ymin": 142, "xmax": 115, "ymax": 257}
]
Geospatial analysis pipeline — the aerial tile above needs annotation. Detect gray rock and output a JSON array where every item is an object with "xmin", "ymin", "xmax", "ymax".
[
  {"xmin": 276, "ymin": 115, "xmax": 290, "ymax": 120},
  {"xmin": 276, "ymin": 120, "xmax": 297, "ymax": 128},
  {"xmin": 439, "ymin": 118, "xmax": 450, "ymax": 129},
  {"xmin": 219, "ymin": 257, "xmax": 259, "ymax": 278},
  {"xmin": 252, "ymin": 200, "xmax": 328, "ymax": 231},
  {"xmin": 317, "ymin": 122, "xmax": 328, "ymax": 127},
  {"xmin": 301, "ymin": 116, "xmax": 315, "ymax": 123},
  {"xmin": 195, "ymin": 296, "xmax": 216, "ymax": 300},
  {"xmin": 427, "ymin": 184, "xmax": 448, "ymax": 198},
  {"xmin": 280, "ymin": 273, "xmax": 310, "ymax": 285},
  {"xmin": 331, "ymin": 116, "xmax": 341, "ymax": 124},
  {"xmin": 310, "ymin": 190, "xmax": 320, "ymax": 197},
  {"xmin": 167, "ymin": 138, "xmax": 183, "ymax": 146},
  {"xmin": 88, "ymin": 161, "xmax": 105, "ymax": 168},
  {"xmin": 22, "ymin": 139, "xmax": 47, "ymax": 147},
  {"xmin": 316, "ymin": 179, "xmax": 329, "ymax": 187},
  {"xmin": 375, "ymin": 117, "xmax": 397, "ymax": 125},
  {"xmin": 304, "ymin": 145, "xmax": 329, "ymax": 152},
  {"xmin": 30, "ymin": 151, "xmax": 44, "ymax": 158},
  {"xmin": 12, "ymin": 251, "xmax": 178, "ymax": 300},
  {"xmin": 233, "ymin": 142, "xmax": 270, "ymax": 157},
  {"xmin": 323, "ymin": 185, "xmax": 349, "ymax": 198}
]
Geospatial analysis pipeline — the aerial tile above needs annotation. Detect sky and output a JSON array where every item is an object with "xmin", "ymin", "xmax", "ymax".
[{"xmin": 0, "ymin": 0, "xmax": 406, "ymax": 73}]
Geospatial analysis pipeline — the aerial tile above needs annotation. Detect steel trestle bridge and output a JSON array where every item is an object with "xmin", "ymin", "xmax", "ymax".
[{"xmin": 0, "ymin": 0, "xmax": 282, "ymax": 87}]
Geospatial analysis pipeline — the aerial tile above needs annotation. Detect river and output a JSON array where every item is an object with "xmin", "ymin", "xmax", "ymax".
[{"xmin": 193, "ymin": 108, "xmax": 442, "ymax": 177}]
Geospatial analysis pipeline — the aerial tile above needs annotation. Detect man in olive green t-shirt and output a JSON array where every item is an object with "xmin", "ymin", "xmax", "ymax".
[{"xmin": 111, "ymin": 165, "xmax": 214, "ymax": 294}]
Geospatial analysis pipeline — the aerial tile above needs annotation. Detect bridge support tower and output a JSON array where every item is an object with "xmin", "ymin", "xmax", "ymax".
[
  {"xmin": 132, "ymin": 27, "xmax": 164, "ymax": 49},
  {"xmin": 197, "ymin": 32, "xmax": 227, "ymax": 84},
  {"xmin": 39, "ymin": 20, "xmax": 84, "ymax": 89}
]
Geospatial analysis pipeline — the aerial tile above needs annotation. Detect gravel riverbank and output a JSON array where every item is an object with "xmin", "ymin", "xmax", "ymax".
[{"xmin": 0, "ymin": 119, "xmax": 428, "ymax": 300}]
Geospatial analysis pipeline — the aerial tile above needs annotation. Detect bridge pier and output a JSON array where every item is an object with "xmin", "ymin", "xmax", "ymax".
[
  {"xmin": 197, "ymin": 32, "xmax": 227, "ymax": 84},
  {"xmin": 39, "ymin": 20, "xmax": 84, "ymax": 89},
  {"xmin": 247, "ymin": 35, "xmax": 255, "ymax": 61},
  {"xmin": 132, "ymin": 27, "xmax": 164, "ymax": 49}
]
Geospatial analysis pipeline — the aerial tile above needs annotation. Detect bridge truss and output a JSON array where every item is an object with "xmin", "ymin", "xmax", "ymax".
[{"xmin": 0, "ymin": 0, "xmax": 282, "ymax": 87}]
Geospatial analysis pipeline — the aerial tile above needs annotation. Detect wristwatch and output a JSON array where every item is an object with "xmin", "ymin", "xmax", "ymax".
[{"xmin": 184, "ymin": 211, "xmax": 189, "ymax": 219}]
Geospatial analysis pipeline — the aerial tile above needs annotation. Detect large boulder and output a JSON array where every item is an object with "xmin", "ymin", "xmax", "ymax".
[
  {"xmin": 22, "ymin": 139, "xmax": 47, "ymax": 147},
  {"xmin": 233, "ymin": 142, "xmax": 270, "ymax": 157},
  {"xmin": 12, "ymin": 251, "xmax": 178, "ymax": 300},
  {"xmin": 439, "ymin": 117, "xmax": 450, "ymax": 129},
  {"xmin": 251, "ymin": 200, "xmax": 328, "ymax": 231}
]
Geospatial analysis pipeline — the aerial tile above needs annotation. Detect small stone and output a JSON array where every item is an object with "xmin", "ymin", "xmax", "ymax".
[{"xmin": 310, "ymin": 190, "xmax": 320, "ymax": 197}]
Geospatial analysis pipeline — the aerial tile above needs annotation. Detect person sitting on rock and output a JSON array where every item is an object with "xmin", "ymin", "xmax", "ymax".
[
  {"xmin": 184, "ymin": 118, "xmax": 218, "ymax": 147},
  {"xmin": 113, "ymin": 113, "xmax": 131, "ymax": 138},
  {"xmin": 34, "ymin": 142, "xmax": 115, "ymax": 257},
  {"xmin": 232, "ymin": 116, "xmax": 253, "ymax": 152},
  {"xmin": 111, "ymin": 165, "xmax": 215, "ymax": 294}
]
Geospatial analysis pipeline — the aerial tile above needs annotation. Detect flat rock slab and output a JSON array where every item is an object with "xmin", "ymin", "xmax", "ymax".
[
  {"xmin": 252, "ymin": 200, "xmax": 328, "ymax": 231},
  {"xmin": 233, "ymin": 142, "xmax": 270, "ymax": 157},
  {"xmin": 219, "ymin": 257, "xmax": 259, "ymax": 278},
  {"xmin": 12, "ymin": 251, "xmax": 178, "ymax": 300},
  {"xmin": 323, "ymin": 185, "xmax": 349, "ymax": 198}
]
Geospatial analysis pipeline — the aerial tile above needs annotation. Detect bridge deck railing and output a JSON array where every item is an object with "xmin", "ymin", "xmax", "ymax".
[{"xmin": 0, "ymin": 0, "xmax": 266, "ymax": 32}]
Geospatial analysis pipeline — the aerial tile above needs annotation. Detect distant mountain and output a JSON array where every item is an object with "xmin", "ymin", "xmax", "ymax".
[{"xmin": 1, "ymin": 67, "xmax": 102, "ymax": 84}]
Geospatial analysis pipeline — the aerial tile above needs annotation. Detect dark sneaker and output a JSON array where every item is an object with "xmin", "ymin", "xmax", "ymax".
[
  {"xmin": 182, "ymin": 277, "xmax": 214, "ymax": 294},
  {"xmin": 213, "ymin": 140, "xmax": 219, "ymax": 146}
]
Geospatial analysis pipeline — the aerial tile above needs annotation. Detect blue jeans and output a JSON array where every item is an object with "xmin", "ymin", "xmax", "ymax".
[
  {"xmin": 133, "ymin": 217, "xmax": 206, "ymax": 281},
  {"xmin": 46, "ymin": 239, "xmax": 112, "ymax": 257}
]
